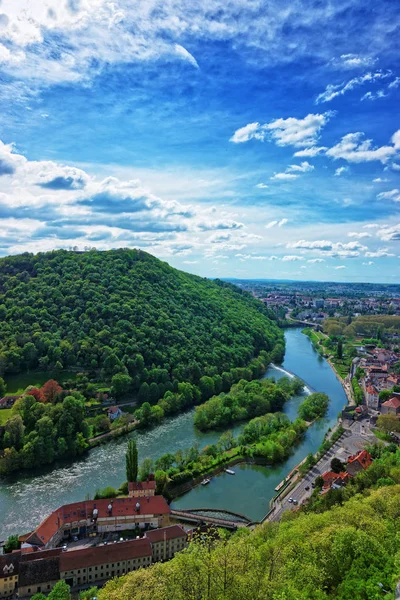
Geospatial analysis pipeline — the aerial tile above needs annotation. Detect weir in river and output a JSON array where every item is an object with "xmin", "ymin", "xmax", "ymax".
[{"xmin": 0, "ymin": 328, "xmax": 348, "ymax": 537}]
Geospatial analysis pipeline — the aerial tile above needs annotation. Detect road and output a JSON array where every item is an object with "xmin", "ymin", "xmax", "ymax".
[{"xmin": 267, "ymin": 420, "xmax": 377, "ymax": 522}]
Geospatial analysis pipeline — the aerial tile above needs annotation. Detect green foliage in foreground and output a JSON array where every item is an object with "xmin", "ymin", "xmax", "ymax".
[
  {"xmin": 194, "ymin": 376, "xmax": 304, "ymax": 431},
  {"xmin": 98, "ymin": 481, "xmax": 400, "ymax": 599},
  {"xmin": 297, "ymin": 392, "xmax": 329, "ymax": 421},
  {"xmin": 0, "ymin": 249, "xmax": 283, "ymax": 391}
]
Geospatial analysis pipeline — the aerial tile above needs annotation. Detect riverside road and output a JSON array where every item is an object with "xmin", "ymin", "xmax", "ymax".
[{"xmin": 267, "ymin": 419, "xmax": 378, "ymax": 522}]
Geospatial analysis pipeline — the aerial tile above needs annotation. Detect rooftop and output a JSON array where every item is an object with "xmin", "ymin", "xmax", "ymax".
[
  {"xmin": 145, "ymin": 525, "xmax": 187, "ymax": 543},
  {"xmin": 26, "ymin": 496, "xmax": 170, "ymax": 547},
  {"xmin": 60, "ymin": 538, "xmax": 152, "ymax": 571}
]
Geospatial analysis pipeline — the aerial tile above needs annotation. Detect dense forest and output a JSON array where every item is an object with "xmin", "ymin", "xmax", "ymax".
[
  {"xmin": 97, "ymin": 445, "xmax": 400, "ymax": 600},
  {"xmin": 0, "ymin": 249, "xmax": 284, "ymax": 398}
]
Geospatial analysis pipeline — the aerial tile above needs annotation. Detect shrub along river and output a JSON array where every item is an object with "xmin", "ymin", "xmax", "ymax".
[{"xmin": 0, "ymin": 328, "xmax": 348, "ymax": 538}]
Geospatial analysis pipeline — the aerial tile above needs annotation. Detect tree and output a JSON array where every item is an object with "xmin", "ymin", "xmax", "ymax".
[
  {"xmin": 139, "ymin": 458, "xmax": 154, "ymax": 481},
  {"xmin": 315, "ymin": 475, "xmax": 324, "ymax": 488},
  {"xmin": 41, "ymin": 379, "xmax": 62, "ymax": 403},
  {"xmin": 0, "ymin": 376, "xmax": 6, "ymax": 398},
  {"xmin": 331, "ymin": 457, "xmax": 345, "ymax": 473},
  {"xmin": 48, "ymin": 580, "xmax": 71, "ymax": 600},
  {"xmin": 218, "ymin": 430, "xmax": 235, "ymax": 451},
  {"xmin": 138, "ymin": 382, "xmax": 150, "ymax": 403},
  {"xmin": 337, "ymin": 339, "xmax": 343, "ymax": 359},
  {"xmin": 4, "ymin": 534, "xmax": 20, "ymax": 553},
  {"xmin": 79, "ymin": 587, "xmax": 99, "ymax": 600},
  {"xmin": 376, "ymin": 413, "xmax": 400, "ymax": 434},
  {"xmin": 379, "ymin": 389, "xmax": 392, "ymax": 403},
  {"xmin": 111, "ymin": 373, "xmax": 132, "ymax": 398},
  {"xmin": 126, "ymin": 438, "xmax": 138, "ymax": 482},
  {"xmin": 3, "ymin": 415, "xmax": 25, "ymax": 450}
]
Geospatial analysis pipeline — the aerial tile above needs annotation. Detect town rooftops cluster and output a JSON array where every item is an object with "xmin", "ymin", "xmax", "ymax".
[{"xmin": 321, "ymin": 450, "xmax": 373, "ymax": 494}]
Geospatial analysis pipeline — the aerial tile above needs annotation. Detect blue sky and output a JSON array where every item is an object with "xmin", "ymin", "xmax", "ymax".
[{"xmin": 0, "ymin": 0, "xmax": 399, "ymax": 282}]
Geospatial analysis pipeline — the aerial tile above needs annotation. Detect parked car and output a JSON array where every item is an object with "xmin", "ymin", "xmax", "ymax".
[
  {"xmin": 288, "ymin": 497, "xmax": 293, "ymax": 503},
  {"xmin": 305, "ymin": 486, "xmax": 310, "ymax": 491},
  {"xmin": 72, "ymin": 536, "xmax": 78, "ymax": 542}
]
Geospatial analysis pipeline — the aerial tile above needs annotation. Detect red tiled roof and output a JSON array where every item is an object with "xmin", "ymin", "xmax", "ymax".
[
  {"xmin": 107, "ymin": 406, "xmax": 121, "ymax": 413},
  {"xmin": 26, "ymin": 496, "xmax": 170, "ymax": 547},
  {"xmin": 60, "ymin": 538, "xmax": 152, "ymax": 571},
  {"xmin": 145, "ymin": 525, "xmax": 187, "ymax": 543},
  {"xmin": 382, "ymin": 397, "xmax": 400, "ymax": 409},
  {"xmin": 347, "ymin": 450, "xmax": 373, "ymax": 469},
  {"xmin": 321, "ymin": 471, "xmax": 349, "ymax": 488},
  {"xmin": 128, "ymin": 481, "xmax": 156, "ymax": 492}
]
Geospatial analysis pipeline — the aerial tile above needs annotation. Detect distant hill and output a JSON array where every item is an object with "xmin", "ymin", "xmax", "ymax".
[{"xmin": 0, "ymin": 249, "xmax": 284, "ymax": 389}]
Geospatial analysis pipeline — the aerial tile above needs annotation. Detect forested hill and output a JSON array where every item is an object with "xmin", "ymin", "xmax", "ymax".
[{"xmin": 0, "ymin": 249, "xmax": 284, "ymax": 384}]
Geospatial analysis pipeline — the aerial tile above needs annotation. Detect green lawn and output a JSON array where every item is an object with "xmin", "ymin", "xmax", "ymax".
[
  {"xmin": 0, "ymin": 408, "xmax": 13, "ymax": 425},
  {"xmin": 4, "ymin": 370, "xmax": 78, "ymax": 395}
]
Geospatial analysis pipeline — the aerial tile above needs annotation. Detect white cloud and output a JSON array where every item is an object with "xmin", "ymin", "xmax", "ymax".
[
  {"xmin": 183, "ymin": 260, "xmax": 198, "ymax": 264},
  {"xmin": 265, "ymin": 220, "xmax": 278, "ymax": 229},
  {"xmin": 287, "ymin": 161, "xmax": 314, "ymax": 173},
  {"xmin": 330, "ymin": 54, "xmax": 377, "ymax": 70},
  {"xmin": 334, "ymin": 166, "xmax": 349, "ymax": 176},
  {"xmin": 270, "ymin": 161, "xmax": 314, "ymax": 182},
  {"xmin": 287, "ymin": 239, "xmax": 367, "ymax": 259},
  {"xmin": 362, "ymin": 261, "xmax": 374, "ymax": 265},
  {"xmin": 392, "ymin": 130, "xmax": 400, "ymax": 150},
  {"xmin": 231, "ymin": 113, "xmax": 331, "ymax": 149},
  {"xmin": 293, "ymin": 146, "xmax": 327, "ymax": 157},
  {"xmin": 326, "ymin": 132, "xmax": 397, "ymax": 163},
  {"xmin": 265, "ymin": 218, "xmax": 288, "ymax": 229},
  {"xmin": 235, "ymin": 253, "xmax": 269, "ymax": 260},
  {"xmin": 376, "ymin": 225, "xmax": 400, "ymax": 242},
  {"xmin": 255, "ymin": 183, "xmax": 269, "ymax": 189},
  {"xmin": 365, "ymin": 247, "xmax": 396, "ymax": 257},
  {"xmin": 230, "ymin": 122, "xmax": 265, "ymax": 143},
  {"xmin": 348, "ymin": 232, "xmax": 371, "ymax": 239},
  {"xmin": 373, "ymin": 177, "xmax": 389, "ymax": 183},
  {"xmin": 363, "ymin": 224, "xmax": 381, "ymax": 229},
  {"xmin": 307, "ymin": 258, "xmax": 325, "ymax": 263},
  {"xmin": 316, "ymin": 71, "xmax": 391, "ymax": 103},
  {"xmin": 377, "ymin": 189, "xmax": 400, "ymax": 202},
  {"xmin": 265, "ymin": 113, "xmax": 332, "ymax": 148},
  {"xmin": 270, "ymin": 172, "xmax": 299, "ymax": 181},
  {"xmin": 333, "ymin": 265, "xmax": 346, "ymax": 269},
  {"xmin": 282, "ymin": 255, "xmax": 304, "ymax": 261}
]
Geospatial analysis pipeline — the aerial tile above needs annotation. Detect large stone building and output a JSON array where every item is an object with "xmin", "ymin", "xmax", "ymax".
[
  {"xmin": 10, "ymin": 525, "xmax": 188, "ymax": 598},
  {"xmin": 23, "ymin": 495, "xmax": 171, "ymax": 549}
]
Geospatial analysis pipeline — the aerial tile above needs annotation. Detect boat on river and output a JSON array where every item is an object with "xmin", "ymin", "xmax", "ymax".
[
  {"xmin": 201, "ymin": 478, "xmax": 211, "ymax": 485},
  {"xmin": 225, "ymin": 469, "xmax": 235, "ymax": 475}
]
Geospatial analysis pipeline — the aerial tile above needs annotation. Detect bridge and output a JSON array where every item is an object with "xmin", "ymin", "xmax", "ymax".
[{"xmin": 170, "ymin": 508, "xmax": 252, "ymax": 530}]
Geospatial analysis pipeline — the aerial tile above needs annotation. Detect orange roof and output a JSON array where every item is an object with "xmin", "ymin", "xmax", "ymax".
[
  {"xmin": 382, "ymin": 397, "xmax": 400, "ymax": 409},
  {"xmin": 347, "ymin": 450, "xmax": 373, "ymax": 469},
  {"xmin": 26, "ymin": 496, "xmax": 170, "ymax": 547}
]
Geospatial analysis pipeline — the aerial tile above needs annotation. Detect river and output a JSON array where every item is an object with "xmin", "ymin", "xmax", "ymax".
[{"xmin": 0, "ymin": 328, "xmax": 347, "ymax": 537}]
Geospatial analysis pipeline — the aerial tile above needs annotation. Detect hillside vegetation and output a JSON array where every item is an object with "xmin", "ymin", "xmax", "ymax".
[
  {"xmin": 99, "ymin": 447, "xmax": 400, "ymax": 600},
  {"xmin": 0, "ymin": 250, "xmax": 283, "ymax": 396}
]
